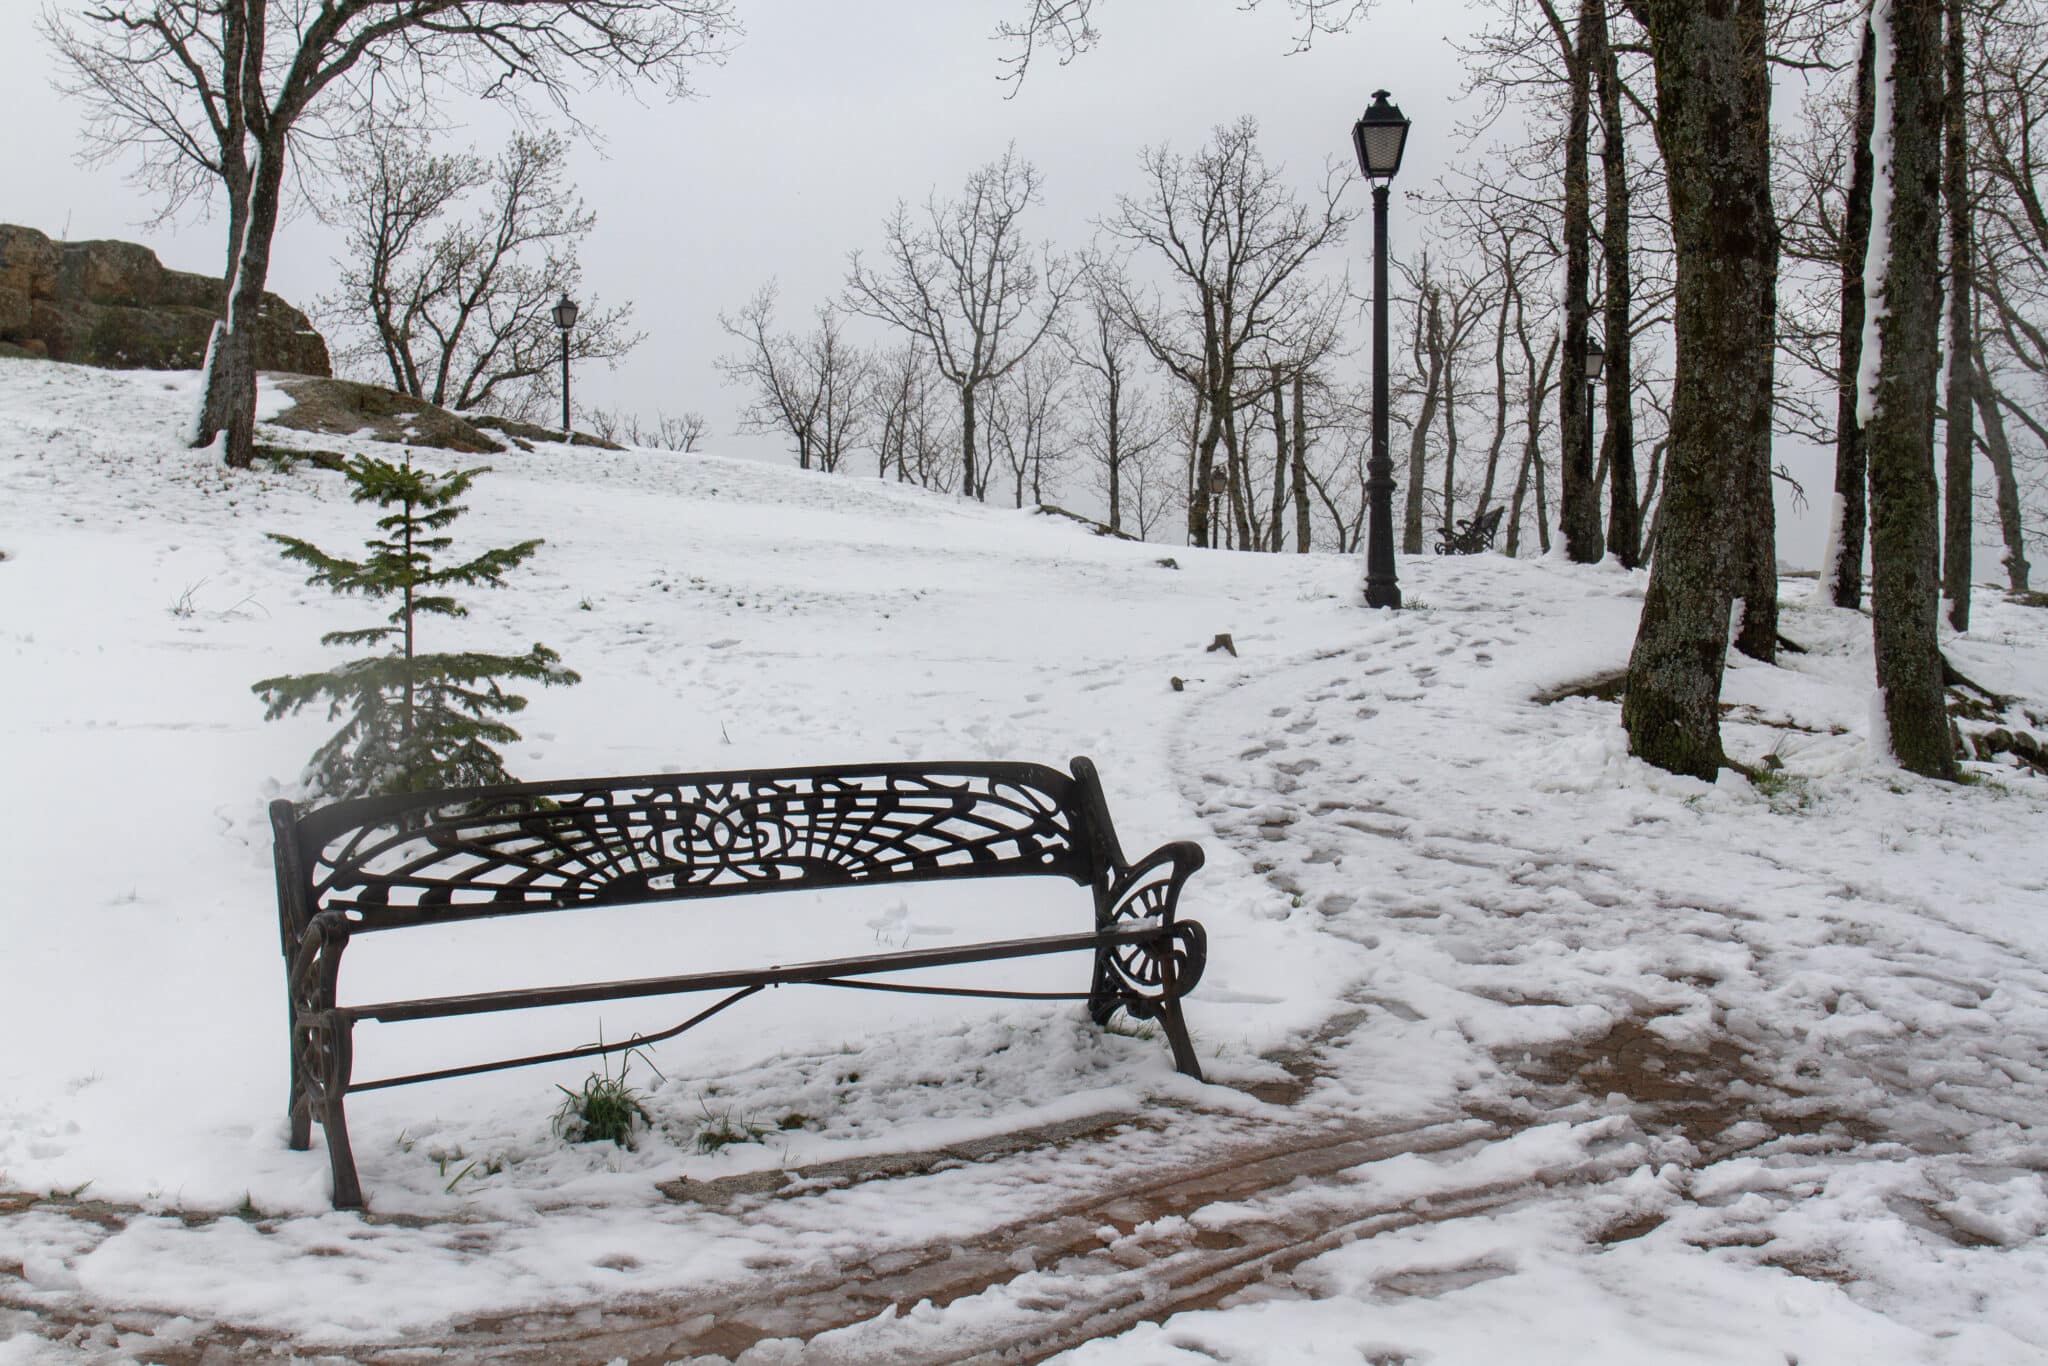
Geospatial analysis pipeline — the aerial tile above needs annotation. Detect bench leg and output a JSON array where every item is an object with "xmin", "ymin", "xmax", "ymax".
[
  {"xmin": 1157, "ymin": 995, "xmax": 1203, "ymax": 1082},
  {"xmin": 288, "ymin": 1041, "xmax": 312, "ymax": 1152},
  {"xmin": 317, "ymin": 1013, "xmax": 365, "ymax": 1211}
]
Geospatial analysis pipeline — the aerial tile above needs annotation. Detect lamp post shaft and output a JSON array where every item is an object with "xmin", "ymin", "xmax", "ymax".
[
  {"xmin": 1364, "ymin": 182, "xmax": 1402, "ymax": 609},
  {"xmin": 1585, "ymin": 377, "xmax": 1598, "ymax": 514},
  {"xmin": 560, "ymin": 332, "xmax": 571, "ymax": 437}
]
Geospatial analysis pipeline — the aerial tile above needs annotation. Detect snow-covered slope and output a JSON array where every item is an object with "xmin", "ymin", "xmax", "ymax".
[{"xmin": 2, "ymin": 358, "xmax": 2045, "ymax": 1362}]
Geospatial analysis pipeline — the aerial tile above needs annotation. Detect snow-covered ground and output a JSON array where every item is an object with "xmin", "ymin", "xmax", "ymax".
[{"xmin": 2, "ymin": 357, "xmax": 2045, "ymax": 1363}]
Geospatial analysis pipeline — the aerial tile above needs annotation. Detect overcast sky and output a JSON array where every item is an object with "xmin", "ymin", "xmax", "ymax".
[
  {"xmin": 0, "ymin": 1, "xmax": 1836, "ymax": 561},
  {"xmin": 2, "ymin": 2, "xmax": 1462, "ymax": 418}
]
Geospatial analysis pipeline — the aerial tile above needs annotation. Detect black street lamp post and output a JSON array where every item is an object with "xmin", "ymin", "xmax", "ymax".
[
  {"xmin": 1353, "ymin": 91, "xmax": 1411, "ymax": 609},
  {"xmin": 552, "ymin": 294, "xmax": 580, "ymax": 437},
  {"xmin": 1584, "ymin": 335, "xmax": 1604, "ymax": 525}
]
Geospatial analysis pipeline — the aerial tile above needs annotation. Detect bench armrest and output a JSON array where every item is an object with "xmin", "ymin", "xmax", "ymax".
[{"xmin": 1091, "ymin": 838, "xmax": 1207, "ymax": 1022}]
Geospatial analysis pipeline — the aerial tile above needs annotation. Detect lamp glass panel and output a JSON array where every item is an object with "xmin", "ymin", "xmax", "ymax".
[{"xmin": 1360, "ymin": 124, "xmax": 1407, "ymax": 175}]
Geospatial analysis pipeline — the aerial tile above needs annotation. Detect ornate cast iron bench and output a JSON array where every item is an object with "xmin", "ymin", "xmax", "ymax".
[
  {"xmin": 1434, "ymin": 505, "xmax": 1505, "ymax": 556},
  {"xmin": 269, "ymin": 757, "xmax": 1207, "ymax": 1209}
]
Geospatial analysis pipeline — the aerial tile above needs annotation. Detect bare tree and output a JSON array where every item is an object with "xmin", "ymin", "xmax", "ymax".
[
  {"xmin": 321, "ymin": 128, "xmax": 637, "ymax": 420},
  {"xmin": 844, "ymin": 146, "xmax": 1074, "ymax": 500},
  {"xmin": 1065, "ymin": 271, "xmax": 1166, "ymax": 535},
  {"xmin": 1941, "ymin": 0, "xmax": 1978, "ymax": 629},
  {"xmin": 619, "ymin": 410, "xmax": 708, "ymax": 451},
  {"xmin": 1099, "ymin": 117, "xmax": 1352, "ymax": 548},
  {"xmin": 1968, "ymin": 0, "xmax": 2048, "ymax": 594},
  {"xmin": 985, "ymin": 347, "xmax": 1074, "ymax": 508},
  {"xmin": 717, "ymin": 284, "xmax": 870, "ymax": 474},
  {"xmin": 993, "ymin": 0, "xmax": 1381, "ymax": 87},
  {"xmin": 45, "ymin": 0, "xmax": 734, "ymax": 470},
  {"xmin": 1537, "ymin": 0, "xmax": 1607, "ymax": 563},
  {"xmin": 866, "ymin": 341, "xmax": 958, "ymax": 491},
  {"xmin": 1866, "ymin": 0, "xmax": 1960, "ymax": 779}
]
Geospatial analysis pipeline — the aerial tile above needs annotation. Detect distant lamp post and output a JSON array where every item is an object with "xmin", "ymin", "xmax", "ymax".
[
  {"xmin": 1584, "ymin": 334, "xmax": 1605, "ymax": 495},
  {"xmin": 1353, "ymin": 90, "xmax": 1411, "ymax": 609},
  {"xmin": 552, "ymin": 293, "xmax": 580, "ymax": 437}
]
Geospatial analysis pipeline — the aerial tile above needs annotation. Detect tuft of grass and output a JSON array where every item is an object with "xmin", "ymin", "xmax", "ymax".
[
  {"xmin": 444, "ymin": 1155, "xmax": 505, "ymax": 1193},
  {"xmin": 168, "ymin": 577, "xmax": 208, "ymax": 618},
  {"xmin": 1097, "ymin": 1010, "xmax": 1161, "ymax": 1042},
  {"xmin": 553, "ymin": 1039, "xmax": 662, "ymax": 1149},
  {"xmin": 693, "ymin": 1102, "xmax": 771, "ymax": 1154}
]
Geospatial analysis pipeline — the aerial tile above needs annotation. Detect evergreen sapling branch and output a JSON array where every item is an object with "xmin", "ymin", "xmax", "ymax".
[{"xmin": 253, "ymin": 453, "xmax": 579, "ymax": 799}]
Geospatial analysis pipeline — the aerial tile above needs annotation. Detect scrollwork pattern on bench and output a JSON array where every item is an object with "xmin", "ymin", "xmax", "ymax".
[{"xmin": 302, "ymin": 767, "xmax": 1094, "ymax": 927}]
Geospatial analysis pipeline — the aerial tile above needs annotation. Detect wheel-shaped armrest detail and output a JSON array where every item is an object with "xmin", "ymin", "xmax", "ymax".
[{"xmin": 1092, "ymin": 841, "xmax": 1207, "ymax": 1019}]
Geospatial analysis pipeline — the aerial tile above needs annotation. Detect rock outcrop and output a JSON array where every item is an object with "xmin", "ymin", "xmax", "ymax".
[
  {"xmin": 0, "ymin": 224, "xmax": 329, "ymax": 375},
  {"xmin": 267, "ymin": 377, "xmax": 505, "ymax": 454}
]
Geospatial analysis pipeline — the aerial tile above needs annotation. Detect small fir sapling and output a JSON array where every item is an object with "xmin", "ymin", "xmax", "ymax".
[{"xmin": 253, "ymin": 452, "xmax": 579, "ymax": 799}]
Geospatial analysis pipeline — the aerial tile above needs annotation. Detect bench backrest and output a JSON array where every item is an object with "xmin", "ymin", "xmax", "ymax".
[{"xmin": 271, "ymin": 759, "xmax": 1119, "ymax": 944}]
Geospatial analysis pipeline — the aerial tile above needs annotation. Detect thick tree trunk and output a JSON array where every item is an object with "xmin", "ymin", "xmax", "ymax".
[
  {"xmin": 1867, "ymin": 0, "xmax": 1959, "ymax": 780},
  {"xmin": 1560, "ymin": 0, "xmax": 1604, "ymax": 563},
  {"xmin": 203, "ymin": 136, "xmax": 289, "ymax": 469},
  {"xmin": 1622, "ymin": 0, "xmax": 1775, "ymax": 779},
  {"xmin": 1595, "ymin": 3, "xmax": 1640, "ymax": 567},
  {"xmin": 1941, "ymin": 0, "xmax": 1975, "ymax": 631},
  {"xmin": 1826, "ymin": 19, "xmax": 1880, "ymax": 609},
  {"xmin": 1971, "ymin": 351, "xmax": 2031, "ymax": 593},
  {"xmin": 1190, "ymin": 387, "xmax": 1221, "ymax": 548}
]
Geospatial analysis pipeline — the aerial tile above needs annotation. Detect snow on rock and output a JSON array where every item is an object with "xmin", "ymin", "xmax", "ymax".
[{"xmin": 1, "ymin": 356, "xmax": 2046, "ymax": 1361}]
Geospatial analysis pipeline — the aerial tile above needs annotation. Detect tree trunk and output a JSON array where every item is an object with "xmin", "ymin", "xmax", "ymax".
[
  {"xmin": 1292, "ymin": 370, "xmax": 1312, "ymax": 553},
  {"xmin": 1733, "ymin": 180, "xmax": 1782, "ymax": 664},
  {"xmin": 1507, "ymin": 440, "xmax": 1534, "ymax": 558},
  {"xmin": 1105, "ymin": 370, "xmax": 1124, "ymax": 534},
  {"xmin": 1595, "ymin": 3, "xmax": 1641, "ymax": 567},
  {"xmin": 1222, "ymin": 392, "xmax": 1251, "ymax": 549},
  {"xmin": 1941, "ymin": 0, "xmax": 1975, "ymax": 631},
  {"xmin": 1971, "ymin": 349, "xmax": 2031, "ymax": 594},
  {"xmin": 1439, "ymin": 334, "xmax": 1461, "ymax": 539},
  {"xmin": 1404, "ymin": 287, "xmax": 1443, "ymax": 555},
  {"xmin": 1866, "ymin": 0, "xmax": 1959, "ymax": 780},
  {"xmin": 1191, "ymin": 384, "xmax": 1223, "ymax": 548},
  {"xmin": 1560, "ymin": 0, "xmax": 1604, "ymax": 563},
  {"xmin": 961, "ymin": 384, "xmax": 981, "ymax": 499},
  {"xmin": 1621, "ymin": 0, "xmax": 1775, "ymax": 779},
  {"xmin": 204, "ymin": 135, "xmax": 290, "ymax": 470},
  {"xmin": 1825, "ymin": 19, "xmax": 1880, "ymax": 609},
  {"xmin": 1478, "ymin": 278, "xmax": 1512, "ymax": 521},
  {"xmin": 1268, "ymin": 368, "xmax": 1288, "ymax": 551}
]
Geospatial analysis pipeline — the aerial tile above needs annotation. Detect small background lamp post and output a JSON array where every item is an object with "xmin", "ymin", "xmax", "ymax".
[
  {"xmin": 1353, "ymin": 91, "xmax": 1411, "ymax": 609},
  {"xmin": 552, "ymin": 294, "xmax": 580, "ymax": 437}
]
